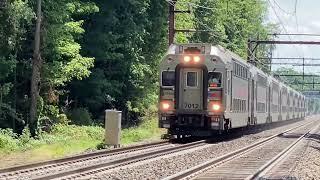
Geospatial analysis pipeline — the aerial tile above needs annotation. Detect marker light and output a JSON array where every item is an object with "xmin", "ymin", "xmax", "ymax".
[
  {"xmin": 162, "ymin": 102, "xmax": 170, "ymax": 110},
  {"xmin": 194, "ymin": 56, "xmax": 200, "ymax": 63},
  {"xmin": 160, "ymin": 101, "xmax": 172, "ymax": 111},
  {"xmin": 212, "ymin": 104, "xmax": 221, "ymax": 111},
  {"xmin": 184, "ymin": 56, "xmax": 191, "ymax": 63}
]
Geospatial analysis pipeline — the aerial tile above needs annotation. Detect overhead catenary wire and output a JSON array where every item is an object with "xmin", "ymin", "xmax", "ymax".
[
  {"xmin": 267, "ymin": 0, "xmax": 304, "ymax": 58},
  {"xmin": 165, "ymin": 0, "xmax": 269, "ymax": 68},
  {"xmin": 267, "ymin": 0, "xmax": 308, "ymax": 78},
  {"xmin": 164, "ymin": 0, "xmax": 303, "ymax": 86},
  {"xmin": 272, "ymin": 0, "xmax": 296, "ymax": 15}
]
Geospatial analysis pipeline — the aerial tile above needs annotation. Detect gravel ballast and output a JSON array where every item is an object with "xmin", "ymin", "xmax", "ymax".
[
  {"xmin": 76, "ymin": 116, "xmax": 319, "ymax": 180},
  {"xmin": 290, "ymin": 126, "xmax": 320, "ymax": 180}
]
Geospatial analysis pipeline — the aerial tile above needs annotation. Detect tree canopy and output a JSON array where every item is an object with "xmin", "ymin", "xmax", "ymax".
[{"xmin": 0, "ymin": 0, "xmax": 274, "ymax": 132}]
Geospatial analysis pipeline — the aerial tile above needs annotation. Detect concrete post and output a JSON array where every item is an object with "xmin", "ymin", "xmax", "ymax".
[{"xmin": 105, "ymin": 110, "xmax": 122, "ymax": 148}]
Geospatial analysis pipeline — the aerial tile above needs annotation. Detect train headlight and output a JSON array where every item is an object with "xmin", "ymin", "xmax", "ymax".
[
  {"xmin": 162, "ymin": 102, "xmax": 170, "ymax": 110},
  {"xmin": 212, "ymin": 104, "xmax": 221, "ymax": 111},
  {"xmin": 183, "ymin": 56, "xmax": 191, "ymax": 63},
  {"xmin": 160, "ymin": 101, "xmax": 173, "ymax": 111},
  {"xmin": 209, "ymin": 101, "xmax": 222, "ymax": 112},
  {"xmin": 194, "ymin": 56, "xmax": 201, "ymax": 63}
]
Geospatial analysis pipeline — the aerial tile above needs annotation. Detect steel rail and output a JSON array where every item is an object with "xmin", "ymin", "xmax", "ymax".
[
  {"xmin": 162, "ymin": 120, "xmax": 315, "ymax": 180},
  {"xmin": 31, "ymin": 140, "xmax": 208, "ymax": 180},
  {"xmin": 246, "ymin": 123, "xmax": 320, "ymax": 180},
  {"xmin": 0, "ymin": 140, "xmax": 169, "ymax": 175}
]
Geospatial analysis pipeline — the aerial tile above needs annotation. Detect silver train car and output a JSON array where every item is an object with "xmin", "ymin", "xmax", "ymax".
[{"xmin": 158, "ymin": 43, "xmax": 307, "ymax": 137}]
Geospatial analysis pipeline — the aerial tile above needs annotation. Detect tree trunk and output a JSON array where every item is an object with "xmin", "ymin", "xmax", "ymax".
[{"xmin": 30, "ymin": 0, "xmax": 42, "ymax": 137}]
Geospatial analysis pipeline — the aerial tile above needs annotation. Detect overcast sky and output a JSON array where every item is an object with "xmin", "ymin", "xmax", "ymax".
[{"xmin": 266, "ymin": 0, "xmax": 320, "ymax": 73}]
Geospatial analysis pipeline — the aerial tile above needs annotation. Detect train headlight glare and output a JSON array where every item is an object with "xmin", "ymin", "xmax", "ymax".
[
  {"xmin": 194, "ymin": 56, "xmax": 200, "ymax": 63},
  {"xmin": 161, "ymin": 102, "xmax": 170, "ymax": 110},
  {"xmin": 212, "ymin": 104, "xmax": 220, "ymax": 111},
  {"xmin": 184, "ymin": 56, "xmax": 191, "ymax": 63}
]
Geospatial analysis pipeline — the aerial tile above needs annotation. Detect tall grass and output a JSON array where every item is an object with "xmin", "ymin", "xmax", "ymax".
[
  {"xmin": 0, "ymin": 112, "xmax": 164, "ymax": 162},
  {"xmin": 0, "ymin": 125, "xmax": 104, "ymax": 155}
]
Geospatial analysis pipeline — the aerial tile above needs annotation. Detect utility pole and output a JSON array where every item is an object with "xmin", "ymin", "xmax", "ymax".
[
  {"xmin": 168, "ymin": 0, "xmax": 193, "ymax": 46},
  {"xmin": 247, "ymin": 39, "xmax": 256, "ymax": 66},
  {"xmin": 168, "ymin": 0, "xmax": 177, "ymax": 45},
  {"xmin": 30, "ymin": 0, "xmax": 42, "ymax": 137}
]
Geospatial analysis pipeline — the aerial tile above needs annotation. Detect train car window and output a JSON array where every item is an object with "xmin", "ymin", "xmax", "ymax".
[
  {"xmin": 162, "ymin": 71, "xmax": 175, "ymax": 86},
  {"xmin": 230, "ymin": 71, "xmax": 233, "ymax": 110},
  {"xmin": 228, "ymin": 72, "xmax": 231, "ymax": 95},
  {"xmin": 235, "ymin": 64, "xmax": 238, "ymax": 76},
  {"xmin": 208, "ymin": 72, "xmax": 222, "ymax": 87},
  {"xmin": 186, "ymin": 72, "xmax": 197, "ymax": 87}
]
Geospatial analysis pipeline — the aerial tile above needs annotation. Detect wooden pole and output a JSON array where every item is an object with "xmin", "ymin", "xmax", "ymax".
[{"xmin": 30, "ymin": 0, "xmax": 42, "ymax": 137}]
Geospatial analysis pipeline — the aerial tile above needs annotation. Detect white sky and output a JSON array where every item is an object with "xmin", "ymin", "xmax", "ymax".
[{"xmin": 266, "ymin": 0, "xmax": 320, "ymax": 74}]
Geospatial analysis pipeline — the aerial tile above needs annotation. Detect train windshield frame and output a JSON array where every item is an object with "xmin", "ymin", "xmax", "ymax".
[
  {"xmin": 161, "ymin": 71, "xmax": 175, "ymax": 87},
  {"xmin": 186, "ymin": 71, "xmax": 198, "ymax": 87},
  {"xmin": 208, "ymin": 72, "xmax": 222, "ymax": 87}
]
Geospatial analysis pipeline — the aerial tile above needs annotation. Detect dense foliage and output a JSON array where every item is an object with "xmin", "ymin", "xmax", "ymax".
[{"xmin": 0, "ymin": 0, "xmax": 271, "ymax": 133}]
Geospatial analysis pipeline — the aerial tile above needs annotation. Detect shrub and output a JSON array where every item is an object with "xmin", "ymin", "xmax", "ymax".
[
  {"xmin": 0, "ymin": 129, "xmax": 18, "ymax": 151},
  {"xmin": 69, "ymin": 108, "xmax": 92, "ymax": 125}
]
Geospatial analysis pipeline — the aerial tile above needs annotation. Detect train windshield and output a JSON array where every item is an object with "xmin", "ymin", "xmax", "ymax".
[
  {"xmin": 208, "ymin": 72, "xmax": 222, "ymax": 87},
  {"xmin": 162, "ymin": 71, "xmax": 175, "ymax": 86}
]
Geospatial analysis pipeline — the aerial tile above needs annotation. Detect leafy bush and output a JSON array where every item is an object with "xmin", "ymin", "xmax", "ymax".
[
  {"xmin": 50, "ymin": 124, "xmax": 103, "ymax": 140},
  {"xmin": 69, "ymin": 108, "xmax": 93, "ymax": 125},
  {"xmin": 0, "ymin": 129, "xmax": 18, "ymax": 151},
  {"xmin": 0, "ymin": 124, "xmax": 104, "ymax": 155}
]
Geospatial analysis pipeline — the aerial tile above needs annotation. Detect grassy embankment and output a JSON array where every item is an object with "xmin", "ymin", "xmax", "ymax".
[{"xmin": 0, "ymin": 113, "xmax": 164, "ymax": 168}]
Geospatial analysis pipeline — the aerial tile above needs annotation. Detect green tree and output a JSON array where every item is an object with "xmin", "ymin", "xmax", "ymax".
[
  {"xmin": 71, "ymin": 0, "xmax": 168, "ymax": 125},
  {"xmin": 191, "ymin": 0, "xmax": 270, "ymax": 58},
  {"xmin": 0, "ymin": 0, "xmax": 34, "ymax": 130}
]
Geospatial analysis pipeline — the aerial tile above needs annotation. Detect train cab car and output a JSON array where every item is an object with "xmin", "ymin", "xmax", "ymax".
[
  {"xmin": 158, "ymin": 44, "xmax": 231, "ymax": 136},
  {"xmin": 158, "ymin": 43, "xmax": 308, "ymax": 137}
]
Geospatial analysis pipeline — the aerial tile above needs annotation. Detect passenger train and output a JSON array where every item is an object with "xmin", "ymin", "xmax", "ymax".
[{"xmin": 159, "ymin": 44, "xmax": 308, "ymax": 137}]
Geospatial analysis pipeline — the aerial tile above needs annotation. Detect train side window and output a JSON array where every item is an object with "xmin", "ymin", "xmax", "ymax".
[
  {"xmin": 162, "ymin": 71, "xmax": 175, "ymax": 86},
  {"xmin": 186, "ymin": 72, "xmax": 197, "ymax": 87},
  {"xmin": 208, "ymin": 72, "xmax": 222, "ymax": 87}
]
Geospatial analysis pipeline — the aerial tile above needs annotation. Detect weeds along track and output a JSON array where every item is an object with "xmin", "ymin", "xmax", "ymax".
[
  {"xmin": 0, "ymin": 139, "xmax": 209, "ymax": 180},
  {"xmin": 0, "ymin": 140, "xmax": 171, "ymax": 179},
  {"xmin": 164, "ymin": 120, "xmax": 319, "ymax": 180}
]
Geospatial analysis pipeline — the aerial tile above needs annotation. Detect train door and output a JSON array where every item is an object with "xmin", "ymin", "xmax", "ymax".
[
  {"xmin": 179, "ymin": 68, "xmax": 203, "ymax": 110},
  {"xmin": 250, "ymin": 78, "xmax": 255, "ymax": 124},
  {"xmin": 268, "ymin": 85, "xmax": 271, "ymax": 122},
  {"xmin": 279, "ymin": 90, "xmax": 282, "ymax": 119}
]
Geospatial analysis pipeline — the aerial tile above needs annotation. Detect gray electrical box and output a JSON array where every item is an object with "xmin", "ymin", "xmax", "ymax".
[{"xmin": 105, "ymin": 110, "xmax": 122, "ymax": 147}]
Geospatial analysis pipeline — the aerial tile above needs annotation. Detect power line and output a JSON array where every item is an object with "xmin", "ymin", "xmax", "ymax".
[
  {"xmin": 164, "ymin": 0, "xmax": 308, "ymax": 88},
  {"xmin": 294, "ymin": 0, "xmax": 299, "ymax": 32},
  {"xmin": 165, "ymin": 0, "xmax": 268, "ymax": 68},
  {"xmin": 273, "ymin": 0, "xmax": 296, "ymax": 15},
  {"xmin": 268, "ymin": 0, "xmax": 304, "ymax": 58},
  {"xmin": 259, "ymin": 57, "xmax": 320, "ymax": 60},
  {"xmin": 269, "ymin": 33, "xmax": 320, "ymax": 37}
]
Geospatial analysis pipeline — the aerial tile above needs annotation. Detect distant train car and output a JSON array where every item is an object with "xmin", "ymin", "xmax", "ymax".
[{"xmin": 158, "ymin": 44, "xmax": 306, "ymax": 137}]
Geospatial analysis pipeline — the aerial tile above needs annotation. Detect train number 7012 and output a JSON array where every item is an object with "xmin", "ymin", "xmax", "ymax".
[{"xmin": 184, "ymin": 103, "xmax": 199, "ymax": 109}]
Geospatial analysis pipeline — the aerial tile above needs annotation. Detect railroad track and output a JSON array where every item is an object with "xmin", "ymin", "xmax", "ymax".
[
  {"xmin": 251, "ymin": 123, "xmax": 320, "ymax": 180},
  {"xmin": 0, "ymin": 140, "xmax": 169, "ymax": 179},
  {"xmin": 164, "ymin": 120, "xmax": 319, "ymax": 180},
  {"xmin": 0, "ymin": 139, "xmax": 209, "ymax": 180}
]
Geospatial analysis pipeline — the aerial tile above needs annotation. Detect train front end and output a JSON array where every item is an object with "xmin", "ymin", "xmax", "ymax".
[{"xmin": 159, "ymin": 44, "xmax": 225, "ymax": 137}]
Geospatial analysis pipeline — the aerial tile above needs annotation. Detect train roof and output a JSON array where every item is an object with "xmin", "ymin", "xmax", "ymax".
[{"xmin": 166, "ymin": 43, "xmax": 304, "ymax": 97}]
